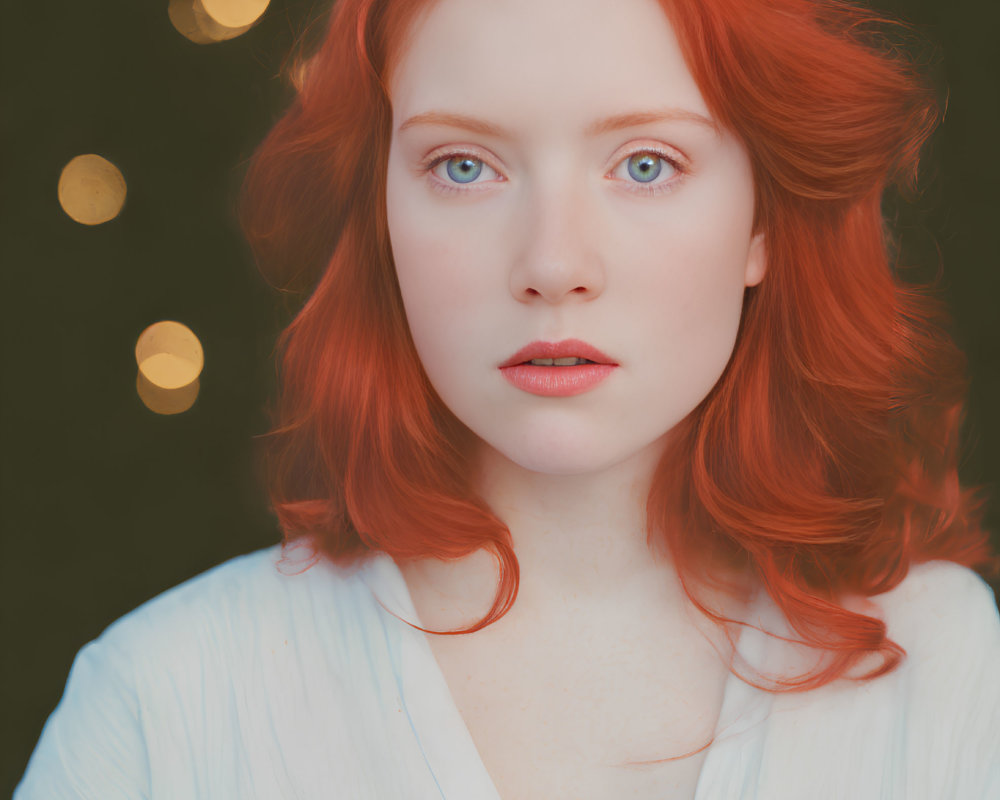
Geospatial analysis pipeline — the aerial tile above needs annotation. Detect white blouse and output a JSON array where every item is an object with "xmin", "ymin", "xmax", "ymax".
[{"xmin": 15, "ymin": 544, "xmax": 1000, "ymax": 799}]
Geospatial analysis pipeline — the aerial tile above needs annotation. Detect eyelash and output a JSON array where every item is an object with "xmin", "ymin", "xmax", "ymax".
[{"xmin": 420, "ymin": 146, "xmax": 687, "ymax": 197}]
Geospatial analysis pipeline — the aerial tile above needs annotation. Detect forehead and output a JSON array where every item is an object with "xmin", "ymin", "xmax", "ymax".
[{"xmin": 389, "ymin": 0, "xmax": 710, "ymax": 136}]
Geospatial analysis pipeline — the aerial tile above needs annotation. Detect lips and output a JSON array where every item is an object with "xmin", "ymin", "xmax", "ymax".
[
  {"xmin": 498, "ymin": 339, "xmax": 618, "ymax": 397},
  {"xmin": 498, "ymin": 339, "xmax": 618, "ymax": 368}
]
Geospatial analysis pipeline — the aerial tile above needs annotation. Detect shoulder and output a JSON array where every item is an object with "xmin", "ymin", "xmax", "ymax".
[
  {"xmin": 101, "ymin": 543, "xmax": 368, "ymax": 648},
  {"xmin": 80, "ymin": 543, "xmax": 394, "ymax": 699},
  {"xmin": 861, "ymin": 560, "xmax": 999, "ymax": 713},
  {"xmin": 868, "ymin": 560, "xmax": 1000, "ymax": 660},
  {"xmin": 748, "ymin": 563, "xmax": 1000, "ymax": 799},
  {"xmin": 870, "ymin": 561, "xmax": 1000, "ymax": 796},
  {"xmin": 15, "ymin": 544, "xmax": 392, "ymax": 798}
]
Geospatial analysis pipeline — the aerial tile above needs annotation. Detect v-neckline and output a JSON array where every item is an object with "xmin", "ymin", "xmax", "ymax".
[{"xmin": 362, "ymin": 551, "xmax": 774, "ymax": 800}]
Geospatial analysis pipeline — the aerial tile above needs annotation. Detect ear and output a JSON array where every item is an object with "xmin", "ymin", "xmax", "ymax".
[{"xmin": 744, "ymin": 232, "xmax": 767, "ymax": 287}]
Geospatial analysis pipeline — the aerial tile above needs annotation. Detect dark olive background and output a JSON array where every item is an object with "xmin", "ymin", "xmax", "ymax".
[{"xmin": 1, "ymin": 0, "xmax": 997, "ymax": 792}]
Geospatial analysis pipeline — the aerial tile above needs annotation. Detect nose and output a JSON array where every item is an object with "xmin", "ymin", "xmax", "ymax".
[{"xmin": 509, "ymin": 179, "xmax": 605, "ymax": 304}]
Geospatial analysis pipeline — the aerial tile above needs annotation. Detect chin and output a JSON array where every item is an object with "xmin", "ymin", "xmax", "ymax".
[
  {"xmin": 480, "ymin": 426, "xmax": 671, "ymax": 478},
  {"xmin": 509, "ymin": 451, "xmax": 619, "ymax": 477}
]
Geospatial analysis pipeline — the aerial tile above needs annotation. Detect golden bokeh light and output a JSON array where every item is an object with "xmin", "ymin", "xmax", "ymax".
[
  {"xmin": 168, "ymin": 0, "xmax": 266, "ymax": 44},
  {"xmin": 201, "ymin": 0, "xmax": 270, "ymax": 28},
  {"xmin": 57, "ymin": 154, "xmax": 127, "ymax": 225},
  {"xmin": 137, "ymin": 371, "xmax": 200, "ymax": 416},
  {"xmin": 135, "ymin": 321, "xmax": 204, "ymax": 390}
]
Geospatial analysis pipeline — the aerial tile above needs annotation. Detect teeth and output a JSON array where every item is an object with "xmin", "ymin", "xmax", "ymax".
[{"xmin": 527, "ymin": 357, "xmax": 595, "ymax": 366}]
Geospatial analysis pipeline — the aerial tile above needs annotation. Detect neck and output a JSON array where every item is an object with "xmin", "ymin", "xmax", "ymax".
[
  {"xmin": 473, "ymin": 437, "xmax": 673, "ymax": 605},
  {"xmin": 398, "ymin": 436, "xmax": 709, "ymax": 632}
]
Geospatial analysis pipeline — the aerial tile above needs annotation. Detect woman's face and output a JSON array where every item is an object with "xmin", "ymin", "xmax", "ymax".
[{"xmin": 385, "ymin": 0, "xmax": 764, "ymax": 477}]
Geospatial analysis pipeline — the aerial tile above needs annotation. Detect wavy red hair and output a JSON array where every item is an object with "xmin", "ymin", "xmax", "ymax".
[{"xmin": 240, "ymin": 0, "xmax": 997, "ymax": 692}]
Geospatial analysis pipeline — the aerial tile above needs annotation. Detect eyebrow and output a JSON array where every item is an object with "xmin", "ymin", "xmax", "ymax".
[{"xmin": 398, "ymin": 108, "xmax": 719, "ymax": 138}]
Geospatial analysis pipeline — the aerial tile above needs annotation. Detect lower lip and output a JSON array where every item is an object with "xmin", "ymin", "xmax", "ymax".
[{"xmin": 499, "ymin": 364, "xmax": 616, "ymax": 397}]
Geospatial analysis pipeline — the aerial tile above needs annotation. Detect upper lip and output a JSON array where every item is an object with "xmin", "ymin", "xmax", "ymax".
[{"xmin": 499, "ymin": 339, "xmax": 618, "ymax": 368}]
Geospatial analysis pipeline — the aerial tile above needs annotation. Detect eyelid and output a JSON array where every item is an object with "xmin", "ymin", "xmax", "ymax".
[
  {"xmin": 605, "ymin": 141, "xmax": 689, "ymax": 194},
  {"xmin": 610, "ymin": 140, "xmax": 690, "ymax": 171},
  {"xmin": 420, "ymin": 146, "xmax": 507, "ymax": 193},
  {"xmin": 419, "ymin": 140, "xmax": 690, "ymax": 195}
]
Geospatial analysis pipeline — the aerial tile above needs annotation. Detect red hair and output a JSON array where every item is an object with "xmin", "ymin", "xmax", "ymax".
[{"xmin": 240, "ymin": 0, "xmax": 997, "ymax": 692}]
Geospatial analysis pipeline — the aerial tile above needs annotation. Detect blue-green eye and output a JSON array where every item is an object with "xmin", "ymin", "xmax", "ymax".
[
  {"xmin": 609, "ymin": 150, "xmax": 681, "ymax": 194},
  {"xmin": 445, "ymin": 157, "xmax": 484, "ymax": 184},
  {"xmin": 427, "ymin": 154, "xmax": 502, "ymax": 189},
  {"xmin": 626, "ymin": 153, "xmax": 663, "ymax": 183}
]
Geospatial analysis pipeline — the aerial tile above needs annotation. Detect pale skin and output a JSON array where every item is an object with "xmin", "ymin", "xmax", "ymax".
[{"xmin": 385, "ymin": 0, "xmax": 766, "ymax": 795}]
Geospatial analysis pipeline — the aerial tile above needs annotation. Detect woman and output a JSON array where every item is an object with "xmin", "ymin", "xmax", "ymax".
[{"xmin": 16, "ymin": 0, "xmax": 999, "ymax": 797}]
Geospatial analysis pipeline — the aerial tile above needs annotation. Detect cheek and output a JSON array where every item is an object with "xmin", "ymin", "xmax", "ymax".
[
  {"xmin": 627, "ymin": 211, "xmax": 751, "ymax": 331},
  {"xmin": 387, "ymin": 198, "xmax": 491, "ymax": 376},
  {"xmin": 618, "ymin": 193, "xmax": 753, "ymax": 398}
]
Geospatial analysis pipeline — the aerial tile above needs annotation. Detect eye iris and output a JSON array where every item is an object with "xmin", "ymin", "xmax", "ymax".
[
  {"xmin": 627, "ymin": 153, "xmax": 662, "ymax": 183},
  {"xmin": 445, "ymin": 157, "xmax": 483, "ymax": 184}
]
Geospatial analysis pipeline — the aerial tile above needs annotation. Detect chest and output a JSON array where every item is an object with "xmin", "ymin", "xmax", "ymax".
[{"xmin": 424, "ymin": 611, "xmax": 732, "ymax": 800}]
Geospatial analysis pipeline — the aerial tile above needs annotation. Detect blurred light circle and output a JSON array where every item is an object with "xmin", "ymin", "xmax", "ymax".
[
  {"xmin": 135, "ymin": 321, "xmax": 204, "ymax": 390},
  {"xmin": 137, "ymin": 372, "xmax": 200, "ymax": 415},
  {"xmin": 168, "ymin": 0, "xmax": 253, "ymax": 44},
  {"xmin": 201, "ymin": 0, "xmax": 269, "ymax": 28},
  {"xmin": 57, "ymin": 154, "xmax": 126, "ymax": 225}
]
